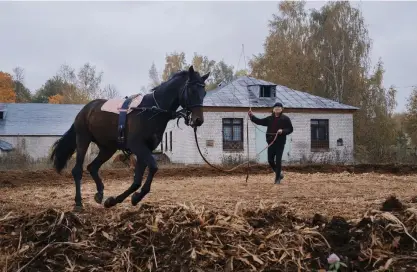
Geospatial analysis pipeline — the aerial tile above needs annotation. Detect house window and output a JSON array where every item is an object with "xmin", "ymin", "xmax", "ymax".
[
  {"xmin": 259, "ymin": 85, "xmax": 276, "ymax": 98},
  {"xmin": 165, "ymin": 132, "xmax": 168, "ymax": 151},
  {"xmin": 222, "ymin": 118, "xmax": 243, "ymax": 151},
  {"xmin": 311, "ymin": 119, "xmax": 329, "ymax": 151},
  {"xmin": 169, "ymin": 131, "xmax": 172, "ymax": 151}
]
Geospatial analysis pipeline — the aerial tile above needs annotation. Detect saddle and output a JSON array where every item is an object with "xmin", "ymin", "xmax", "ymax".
[{"xmin": 101, "ymin": 94, "xmax": 144, "ymax": 153}]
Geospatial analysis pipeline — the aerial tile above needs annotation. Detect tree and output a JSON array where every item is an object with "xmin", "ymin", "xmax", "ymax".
[
  {"xmin": 76, "ymin": 63, "xmax": 103, "ymax": 100},
  {"xmin": 249, "ymin": 1, "xmax": 315, "ymax": 93},
  {"xmin": 356, "ymin": 60, "xmax": 398, "ymax": 161},
  {"xmin": 48, "ymin": 94, "xmax": 64, "ymax": 104},
  {"xmin": 209, "ymin": 60, "xmax": 234, "ymax": 90},
  {"xmin": 249, "ymin": 0, "xmax": 398, "ymax": 162},
  {"xmin": 234, "ymin": 69, "xmax": 248, "ymax": 78},
  {"xmin": 0, "ymin": 71, "xmax": 16, "ymax": 103},
  {"xmin": 190, "ymin": 53, "xmax": 216, "ymax": 77},
  {"xmin": 148, "ymin": 62, "xmax": 161, "ymax": 88},
  {"xmin": 101, "ymin": 84, "xmax": 120, "ymax": 99},
  {"xmin": 157, "ymin": 52, "xmax": 239, "ymax": 91},
  {"xmin": 33, "ymin": 76, "xmax": 67, "ymax": 103},
  {"xmin": 405, "ymin": 87, "xmax": 417, "ymax": 145},
  {"xmin": 12, "ymin": 67, "xmax": 32, "ymax": 103},
  {"xmin": 12, "ymin": 67, "xmax": 25, "ymax": 83},
  {"xmin": 162, "ymin": 52, "xmax": 187, "ymax": 81}
]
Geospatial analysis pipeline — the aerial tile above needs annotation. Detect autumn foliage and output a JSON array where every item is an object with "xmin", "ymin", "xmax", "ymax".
[
  {"xmin": 0, "ymin": 71, "xmax": 16, "ymax": 103},
  {"xmin": 48, "ymin": 94, "xmax": 64, "ymax": 104}
]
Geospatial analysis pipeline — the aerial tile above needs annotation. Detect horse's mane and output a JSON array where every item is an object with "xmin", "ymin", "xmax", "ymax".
[{"xmin": 152, "ymin": 70, "xmax": 189, "ymax": 92}]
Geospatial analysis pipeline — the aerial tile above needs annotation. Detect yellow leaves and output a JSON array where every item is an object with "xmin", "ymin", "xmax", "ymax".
[
  {"xmin": 0, "ymin": 71, "xmax": 16, "ymax": 103},
  {"xmin": 162, "ymin": 52, "xmax": 187, "ymax": 81},
  {"xmin": 48, "ymin": 94, "xmax": 64, "ymax": 104}
]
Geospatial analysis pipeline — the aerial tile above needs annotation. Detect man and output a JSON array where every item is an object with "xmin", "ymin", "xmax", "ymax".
[{"xmin": 248, "ymin": 102, "xmax": 293, "ymax": 184}]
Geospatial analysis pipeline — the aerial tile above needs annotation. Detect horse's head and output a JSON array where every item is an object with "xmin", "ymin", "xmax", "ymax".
[{"xmin": 180, "ymin": 65, "xmax": 209, "ymax": 128}]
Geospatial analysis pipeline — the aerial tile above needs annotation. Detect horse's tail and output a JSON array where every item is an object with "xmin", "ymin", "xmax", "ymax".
[{"xmin": 50, "ymin": 124, "xmax": 77, "ymax": 174}]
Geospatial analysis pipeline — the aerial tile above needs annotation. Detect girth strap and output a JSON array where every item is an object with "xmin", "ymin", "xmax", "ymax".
[{"xmin": 117, "ymin": 96, "xmax": 134, "ymax": 152}]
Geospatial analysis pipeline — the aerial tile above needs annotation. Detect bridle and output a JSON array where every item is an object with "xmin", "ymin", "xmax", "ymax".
[
  {"xmin": 176, "ymin": 79, "xmax": 206, "ymax": 126},
  {"xmin": 135, "ymin": 78, "xmax": 206, "ymax": 127}
]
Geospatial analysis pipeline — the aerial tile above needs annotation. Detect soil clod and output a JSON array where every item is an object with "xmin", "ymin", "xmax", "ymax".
[{"xmin": 381, "ymin": 195, "xmax": 404, "ymax": 211}]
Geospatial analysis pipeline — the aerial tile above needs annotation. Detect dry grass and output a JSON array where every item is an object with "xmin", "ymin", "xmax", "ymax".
[
  {"xmin": 1, "ymin": 171, "xmax": 417, "ymax": 271},
  {"xmin": 1, "ymin": 172, "xmax": 417, "ymax": 220}
]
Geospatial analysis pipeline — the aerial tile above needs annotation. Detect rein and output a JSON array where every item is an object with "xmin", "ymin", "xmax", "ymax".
[{"xmin": 193, "ymin": 116, "xmax": 280, "ymax": 181}]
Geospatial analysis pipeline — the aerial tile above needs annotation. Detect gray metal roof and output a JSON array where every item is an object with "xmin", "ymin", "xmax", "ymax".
[
  {"xmin": 0, "ymin": 103, "xmax": 84, "ymax": 136},
  {"xmin": 204, "ymin": 76, "xmax": 359, "ymax": 110}
]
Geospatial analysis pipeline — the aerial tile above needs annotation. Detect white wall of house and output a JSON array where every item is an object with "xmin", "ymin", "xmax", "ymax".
[
  {"xmin": 162, "ymin": 111, "xmax": 257, "ymax": 165},
  {"xmin": 253, "ymin": 111, "xmax": 354, "ymax": 164},
  {"xmin": 162, "ymin": 110, "xmax": 354, "ymax": 165},
  {"xmin": 0, "ymin": 136, "xmax": 59, "ymax": 160},
  {"xmin": 0, "ymin": 136, "xmax": 94, "ymax": 161}
]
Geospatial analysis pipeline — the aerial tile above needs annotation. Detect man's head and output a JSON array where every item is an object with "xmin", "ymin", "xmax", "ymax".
[{"xmin": 272, "ymin": 102, "xmax": 283, "ymax": 115}]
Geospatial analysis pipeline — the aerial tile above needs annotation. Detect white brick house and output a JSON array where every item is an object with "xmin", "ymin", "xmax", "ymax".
[{"xmin": 161, "ymin": 76, "xmax": 359, "ymax": 165}]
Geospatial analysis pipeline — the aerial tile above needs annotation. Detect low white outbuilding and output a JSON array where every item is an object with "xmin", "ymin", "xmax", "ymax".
[{"xmin": 0, "ymin": 103, "xmax": 85, "ymax": 160}]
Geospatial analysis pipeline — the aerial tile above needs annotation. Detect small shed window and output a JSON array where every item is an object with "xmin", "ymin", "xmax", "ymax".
[
  {"xmin": 337, "ymin": 138, "xmax": 343, "ymax": 146},
  {"xmin": 311, "ymin": 119, "xmax": 329, "ymax": 151}
]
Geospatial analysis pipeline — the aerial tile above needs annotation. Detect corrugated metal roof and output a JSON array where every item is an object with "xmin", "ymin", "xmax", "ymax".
[
  {"xmin": 0, "ymin": 103, "xmax": 84, "ymax": 136},
  {"xmin": 203, "ymin": 76, "xmax": 359, "ymax": 110}
]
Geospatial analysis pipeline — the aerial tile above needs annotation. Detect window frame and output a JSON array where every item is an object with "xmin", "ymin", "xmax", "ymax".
[
  {"xmin": 310, "ymin": 119, "xmax": 330, "ymax": 152},
  {"xmin": 259, "ymin": 85, "xmax": 276, "ymax": 98},
  {"xmin": 169, "ymin": 131, "xmax": 172, "ymax": 151},
  {"xmin": 222, "ymin": 118, "xmax": 244, "ymax": 151},
  {"xmin": 165, "ymin": 132, "xmax": 168, "ymax": 151}
]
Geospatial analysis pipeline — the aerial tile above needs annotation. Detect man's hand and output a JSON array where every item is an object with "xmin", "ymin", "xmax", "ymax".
[{"xmin": 277, "ymin": 129, "xmax": 283, "ymax": 135}]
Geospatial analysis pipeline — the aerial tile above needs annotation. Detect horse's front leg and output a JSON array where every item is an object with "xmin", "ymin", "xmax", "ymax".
[
  {"xmin": 103, "ymin": 158, "xmax": 146, "ymax": 208},
  {"xmin": 131, "ymin": 146, "xmax": 158, "ymax": 206}
]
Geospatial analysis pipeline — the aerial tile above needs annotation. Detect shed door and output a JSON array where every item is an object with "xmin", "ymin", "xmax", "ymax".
[{"xmin": 255, "ymin": 127, "xmax": 292, "ymax": 163}]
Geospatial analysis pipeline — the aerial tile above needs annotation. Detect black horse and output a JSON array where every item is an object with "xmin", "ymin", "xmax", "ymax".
[{"xmin": 50, "ymin": 66, "xmax": 209, "ymax": 211}]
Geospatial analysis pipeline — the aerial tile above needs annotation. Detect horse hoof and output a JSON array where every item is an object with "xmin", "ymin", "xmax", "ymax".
[
  {"xmin": 94, "ymin": 192, "xmax": 104, "ymax": 204},
  {"xmin": 73, "ymin": 205, "xmax": 84, "ymax": 212},
  {"xmin": 131, "ymin": 193, "xmax": 141, "ymax": 206},
  {"xmin": 104, "ymin": 197, "xmax": 117, "ymax": 208}
]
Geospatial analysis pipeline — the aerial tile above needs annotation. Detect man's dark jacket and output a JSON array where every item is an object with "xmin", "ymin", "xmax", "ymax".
[{"xmin": 250, "ymin": 113, "xmax": 293, "ymax": 144}]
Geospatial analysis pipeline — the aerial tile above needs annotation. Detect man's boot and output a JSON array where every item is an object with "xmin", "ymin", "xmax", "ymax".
[{"xmin": 274, "ymin": 171, "xmax": 284, "ymax": 184}]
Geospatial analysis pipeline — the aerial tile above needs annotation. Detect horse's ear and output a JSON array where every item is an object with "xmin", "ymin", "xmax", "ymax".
[
  {"xmin": 201, "ymin": 72, "xmax": 210, "ymax": 82},
  {"xmin": 188, "ymin": 65, "xmax": 195, "ymax": 75}
]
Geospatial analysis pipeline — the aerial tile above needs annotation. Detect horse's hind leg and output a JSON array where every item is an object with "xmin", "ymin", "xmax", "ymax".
[
  {"xmin": 86, "ymin": 146, "xmax": 116, "ymax": 204},
  {"xmin": 72, "ymin": 134, "xmax": 91, "ymax": 211}
]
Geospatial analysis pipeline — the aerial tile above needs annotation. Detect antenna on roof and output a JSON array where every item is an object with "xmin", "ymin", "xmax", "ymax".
[
  {"xmin": 242, "ymin": 44, "xmax": 250, "ymax": 111},
  {"xmin": 242, "ymin": 44, "xmax": 247, "ymax": 72}
]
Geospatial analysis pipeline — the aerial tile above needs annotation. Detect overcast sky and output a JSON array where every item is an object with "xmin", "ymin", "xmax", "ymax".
[{"xmin": 1, "ymin": 1, "xmax": 416, "ymax": 112}]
